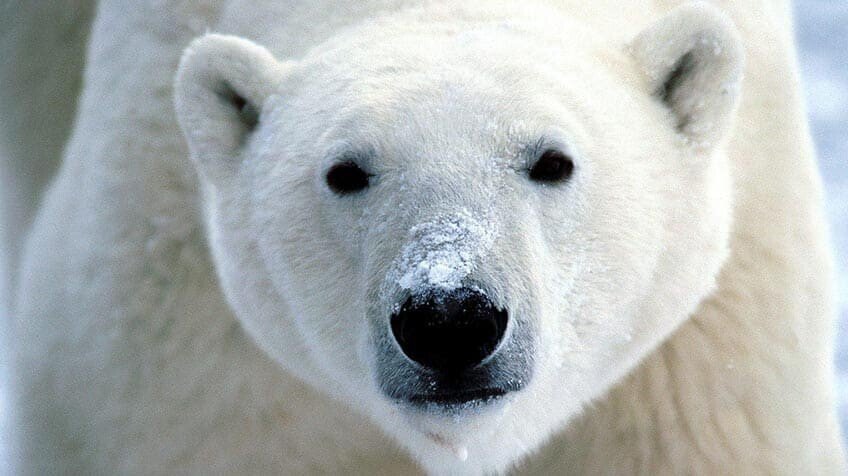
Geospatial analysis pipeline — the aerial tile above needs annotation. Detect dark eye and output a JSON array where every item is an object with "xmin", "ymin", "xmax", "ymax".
[
  {"xmin": 529, "ymin": 149, "xmax": 574, "ymax": 183},
  {"xmin": 326, "ymin": 161, "xmax": 371, "ymax": 195}
]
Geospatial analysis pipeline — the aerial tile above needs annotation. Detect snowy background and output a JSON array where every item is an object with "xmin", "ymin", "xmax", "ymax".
[
  {"xmin": 0, "ymin": 2, "xmax": 846, "ymax": 473},
  {"xmin": 799, "ymin": 0, "xmax": 848, "ymax": 438}
]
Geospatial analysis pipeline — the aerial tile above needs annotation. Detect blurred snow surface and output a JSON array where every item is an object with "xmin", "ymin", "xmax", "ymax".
[
  {"xmin": 0, "ymin": 247, "xmax": 9, "ymax": 473},
  {"xmin": 0, "ymin": 2, "xmax": 846, "ymax": 473}
]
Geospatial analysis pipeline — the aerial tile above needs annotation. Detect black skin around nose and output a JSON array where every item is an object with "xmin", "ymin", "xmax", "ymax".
[{"xmin": 390, "ymin": 288, "xmax": 508, "ymax": 374}]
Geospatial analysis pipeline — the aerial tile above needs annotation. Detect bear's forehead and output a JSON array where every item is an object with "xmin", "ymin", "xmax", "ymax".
[
  {"xmin": 294, "ymin": 4, "xmax": 618, "ymax": 88},
  {"xmin": 306, "ymin": 96, "xmax": 570, "ymax": 166},
  {"xmin": 263, "ymin": 11, "xmax": 658, "ymax": 175},
  {"xmin": 287, "ymin": 28, "xmax": 636, "ymax": 133}
]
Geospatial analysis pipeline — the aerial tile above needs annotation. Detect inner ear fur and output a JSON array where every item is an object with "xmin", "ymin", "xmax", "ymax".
[
  {"xmin": 629, "ymin": 3, "xmax": 745, "ymax": 149},
  {"xmin": 216, "ymin": 80, "xmax": 260, "ymax": 133}
]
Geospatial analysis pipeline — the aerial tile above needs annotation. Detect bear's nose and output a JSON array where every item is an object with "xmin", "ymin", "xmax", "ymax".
[{"xmin": 390, "ymin": 288, "xmax": 508, "ymax": 374}]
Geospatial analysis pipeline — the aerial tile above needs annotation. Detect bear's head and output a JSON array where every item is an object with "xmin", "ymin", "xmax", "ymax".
[{"xmin": 174, "ymin": 2, "xmax": 743, "ymax": 472}]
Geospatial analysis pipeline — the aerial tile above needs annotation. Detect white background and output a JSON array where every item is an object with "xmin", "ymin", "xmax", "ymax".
[{"xmin": 0, "ymin": 2, "xmax": 846, "ymax": 472}]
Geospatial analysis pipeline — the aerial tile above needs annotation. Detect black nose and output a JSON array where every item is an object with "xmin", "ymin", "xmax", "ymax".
[{"xmin": 390, "ymin": 288, "xmax": 508, "ymax": 374}]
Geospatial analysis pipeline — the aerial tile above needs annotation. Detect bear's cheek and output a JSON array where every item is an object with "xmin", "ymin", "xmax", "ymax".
[{"xmin": 242, "ymin": 180, "xmax": 374, "ymax": 377}]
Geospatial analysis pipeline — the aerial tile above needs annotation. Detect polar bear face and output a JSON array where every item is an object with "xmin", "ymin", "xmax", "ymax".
[{"xmin": 175, "ymin": 3, "xmax": 742, "ymax": 472}]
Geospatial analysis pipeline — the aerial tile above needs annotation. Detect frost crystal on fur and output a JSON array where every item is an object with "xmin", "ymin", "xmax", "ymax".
[{"xmin": 395, "ymin": 210, "xmax": 495, "ymax": 293}]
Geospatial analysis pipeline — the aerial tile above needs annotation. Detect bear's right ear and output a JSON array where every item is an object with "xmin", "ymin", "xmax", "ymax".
[{"xmin": 174, "ymin": 34, "xmax": 287, "ymax": 184}]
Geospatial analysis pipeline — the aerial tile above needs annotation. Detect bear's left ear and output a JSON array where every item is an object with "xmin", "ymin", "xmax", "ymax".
[
  {"xmin": 174, "ymin": 34, "xmax": 287, "ymax": 185},
  {"xmin": 629, "ymin": 3, "xmax": 744, "ymax": 150}
]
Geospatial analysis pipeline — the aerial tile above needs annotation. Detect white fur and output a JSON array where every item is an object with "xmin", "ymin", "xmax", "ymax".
[{"xmin": 5, "ymin": 1, "xmax": 843, "ymax": 474}]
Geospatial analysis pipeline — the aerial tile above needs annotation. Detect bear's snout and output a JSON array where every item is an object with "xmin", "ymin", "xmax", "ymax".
[
  {"xmin": 378, "ymin": 286, "xmax": 533, "ymax": 408},
  {"xmin": 390, "ymin": 287, "xmax": 508, "ymax": 374}
]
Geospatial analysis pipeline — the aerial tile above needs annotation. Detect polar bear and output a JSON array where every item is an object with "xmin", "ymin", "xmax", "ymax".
[{"xmin": 2, "ymin": 0, "xmax": 843, "ymax": 474}]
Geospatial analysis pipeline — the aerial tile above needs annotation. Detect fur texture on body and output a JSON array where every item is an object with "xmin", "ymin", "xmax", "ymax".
[{"xmin": 3, "ymin": 0, "xmax": 843, "ymax": 474}]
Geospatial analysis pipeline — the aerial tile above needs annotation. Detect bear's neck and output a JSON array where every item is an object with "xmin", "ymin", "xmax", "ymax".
[{"xmin": 529, "ymin": 239, "xmax": 841, "ymax": 473}]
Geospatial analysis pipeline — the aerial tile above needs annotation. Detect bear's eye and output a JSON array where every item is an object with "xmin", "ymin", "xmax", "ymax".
[
  {"xmin": 529, "ymin": 149, "xmax": 575, "ymax": 183},
  {"xmin": 326, "ymin": 161, "xmax": 371, "ymax": 195}
]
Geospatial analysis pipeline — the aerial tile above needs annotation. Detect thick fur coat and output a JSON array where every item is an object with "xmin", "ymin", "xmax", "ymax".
[{"xmin": 2, "ymin": 0, "xmax": 842, "ymax": 474}]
